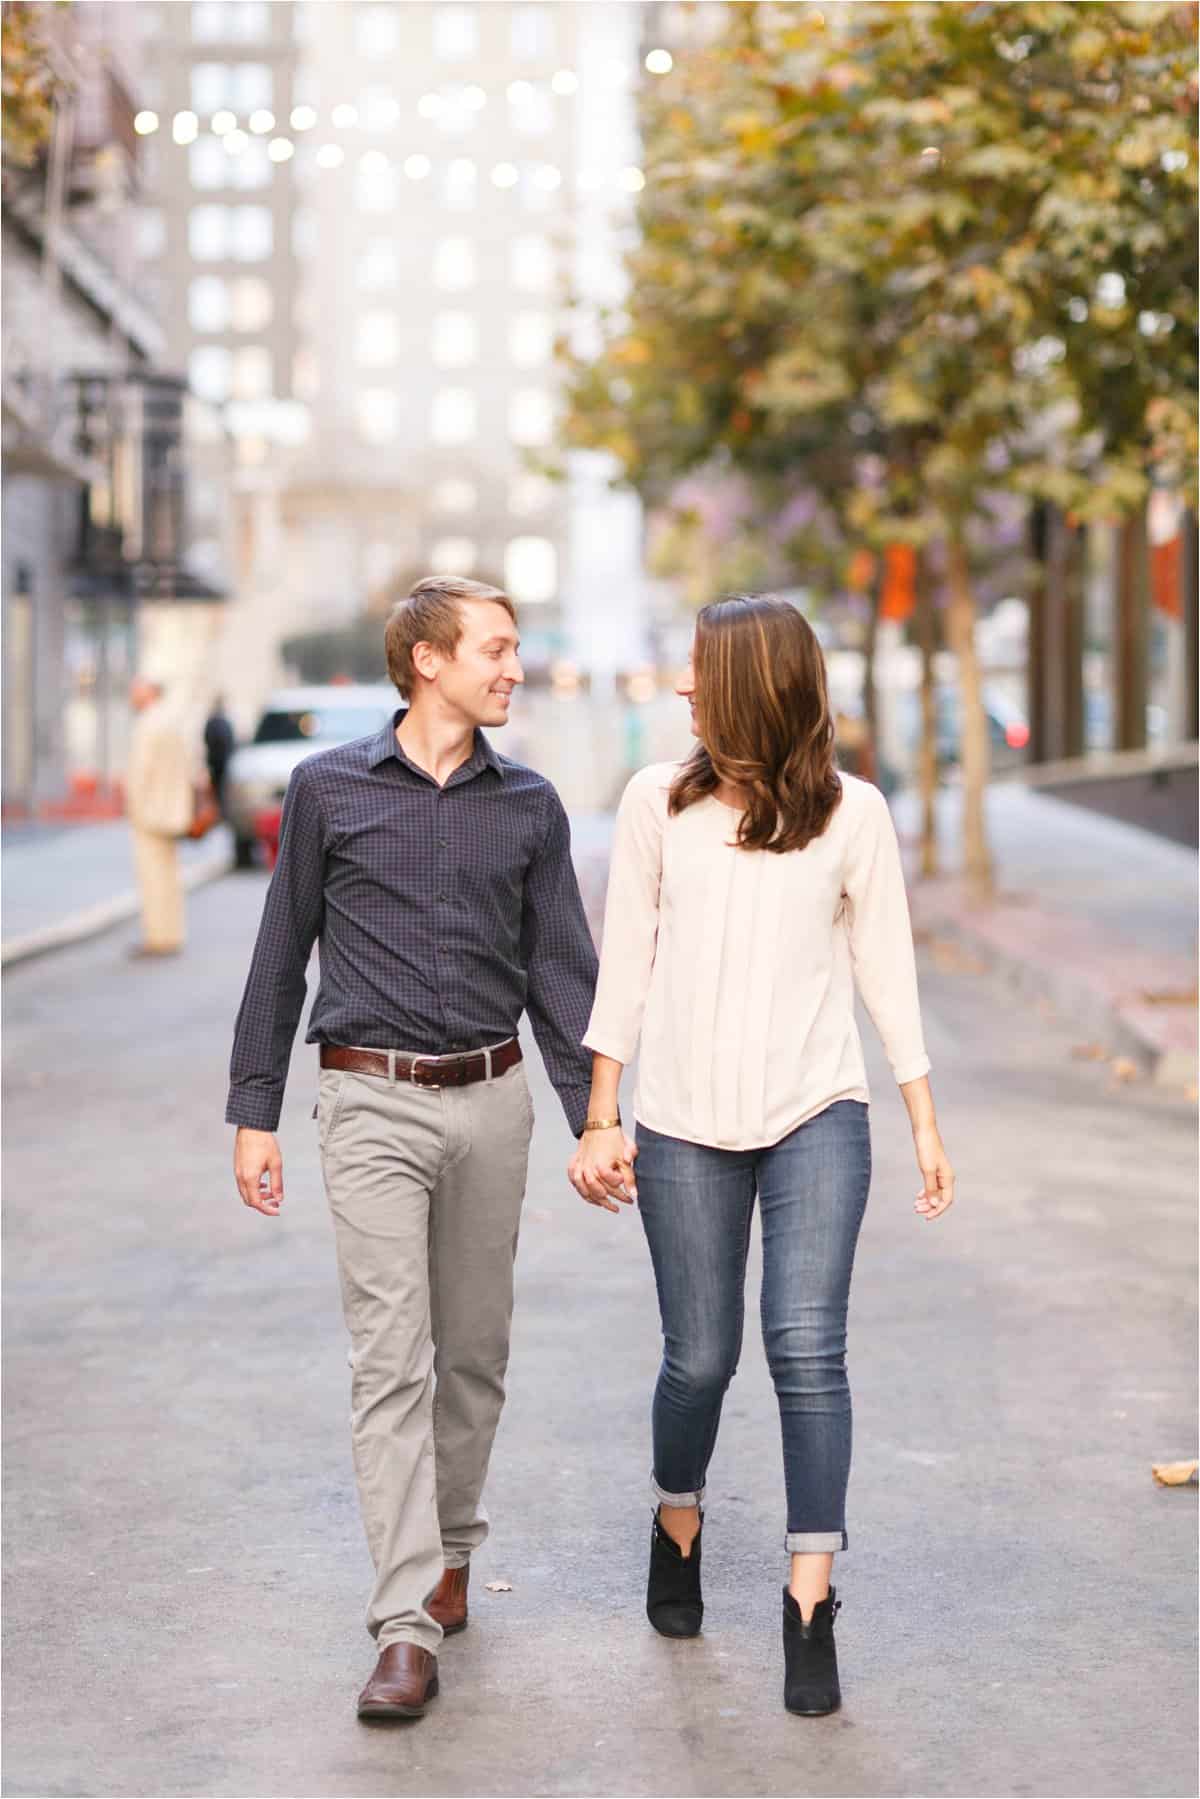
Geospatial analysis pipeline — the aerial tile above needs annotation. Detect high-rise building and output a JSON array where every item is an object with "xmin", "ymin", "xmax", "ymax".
[{"xmin": 138, "ymin": 1, "xmax": 653, "ymax": 724}]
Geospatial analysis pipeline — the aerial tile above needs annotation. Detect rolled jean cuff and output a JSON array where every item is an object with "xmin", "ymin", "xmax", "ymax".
[
  {"xmin": 785, "ymin": 1529, "xmax": 847, "ymax": 1553},
  {"xmin": 651, "ymin": 1473, "xmax": 706, "ymax": 1509}
]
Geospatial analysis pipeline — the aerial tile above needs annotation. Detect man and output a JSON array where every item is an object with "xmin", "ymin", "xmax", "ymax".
[
  {"xmin": 126, "ymin": 672, "xmax": 194, "ymax": 958},
  {"xmin": 227, "ymin": 577, "xmax": 624, "ymax": 1722},
  {"xmin": 203, "ymin": 695, "xmax": 236, "ymax": 817}
]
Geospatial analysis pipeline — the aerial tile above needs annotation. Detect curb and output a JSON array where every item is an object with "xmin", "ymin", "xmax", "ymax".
[
  {"xmin": 910, "ymin": 895, "xmax": 1197, "ymax": 1090},
  {"xmin": 1, "ymin": 842, "xmax": 235, "ymax": 969}
]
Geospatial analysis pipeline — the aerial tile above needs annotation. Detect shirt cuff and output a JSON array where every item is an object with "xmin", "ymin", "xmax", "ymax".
[
  {"xmin": 557, "ymin": 1083, "xmax": 594, "ymax": 1139},
  {"xmin": 581, "ymin": 1028, "xmax": 635, "ymax": 1066},
  {"xmin": 892, "ymin": 1055, "xmax": 931, "ymax": 1086},
  {"xmin": 225, "ymin": 1090, "xmax": 283, "ymax": 1131}
]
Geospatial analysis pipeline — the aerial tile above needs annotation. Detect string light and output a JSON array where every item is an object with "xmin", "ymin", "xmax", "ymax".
[
  {"xmin": 172, "ymin": 110, "xmax": 199, "ymax": 144},
  {"xmin": 134, "ymin": 110, "xmax": 159, "ymax": 135},
  {"xmin": 645, "ymin": 49, "xmax": 673, "ymax": 74},
  {"xmin": 463, "ymin": 85, "xmax": 487, "ymax": 110},
  {"xmin": 330, "ymin": 103, "xmax": 358, "ymax": 128},
  {"xmin": 550, "ymin": 69, "xmax": 578, "ymax": 95},
  {"xmin": 491, "ymin": 162, "xmax": 519, "ymax": 188},
  {"xmin": 290, "ymin": 105, "xmax": 317, "ymax": 132},
  {"xmin": 248, "ymin": 109, "xmax": 275, "ymax": 135},
  {"xmin": 507, "ymin": 80, "xmax": 534, "ymax": 105},
  {"xmin": 619, "ymin": 166, "xmax": 645, "ymax": 192},
  {"xmin": 268, "ymin": 138, "xmax": 295, "ymax": 162},
  {"xmin": 315, "ymin": 143, "xmax": 344, "ymax": 169}
]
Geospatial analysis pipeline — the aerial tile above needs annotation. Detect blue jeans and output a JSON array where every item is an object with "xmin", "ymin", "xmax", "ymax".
[{"xmin": 635, "ymin": 1100, "xmax": 872, "ymax": 1553}]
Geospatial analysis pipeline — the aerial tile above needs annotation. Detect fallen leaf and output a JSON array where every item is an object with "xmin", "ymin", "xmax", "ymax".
[
  {"xmin": 484, "ymin": 1579, "xmax": 514, "ymax": 1593},
  {"xmin": 1151, "ymin": 1460, "xmax": 1198, "ymax": 1486},
  {"xmin": 1110, "ymin": 1058, "xmax": 1140, "ymax": 1083}
]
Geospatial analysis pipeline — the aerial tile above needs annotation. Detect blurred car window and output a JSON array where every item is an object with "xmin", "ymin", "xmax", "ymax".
[{"xmin": 253, "ymin": 706, "xmax": 388, "ymax": 744}]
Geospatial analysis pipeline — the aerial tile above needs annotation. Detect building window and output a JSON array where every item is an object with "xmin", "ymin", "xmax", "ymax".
[
  {"xmin": 433, "ymin": 478, "xmax": 476, "ymax": 514},
  {"xmin": 190, "ymin": 60, "xmax": 272, "ymax": 115},
  {"xmin": 230, "ymin": 206, "xmax": 272, "ymax": 260},
  {"xmin": 192, "ymin": 1, "xmax": 270, "ymax": 42},
  {"xmin": 432, "ymin": 311, "xmax": 478, "ymax": 369},
  {"xmin": 509, "ymin": 472, "xmax": 554, "ymax": 516},
  {"xmin": 434, "ymin": 237, "xmax": 476, "ymax": 291},
  {"xmin": 358, "ymin": 238, "xmax": 399, "ymax": 289},
  {"xmin": 355, "ymin": 4, "xmax": 399, "ymax": 56},
  {"xmin": 360, "ymin": 86, "xmax": 401, "ymax": 131},
  {"xmin": 431, "ymin": 387, "xmax": 476, "ymax": 445},
  {"xmin": 443, "ymin": 157, "xmax": 477, "ymax": 212},
  {"xmin": 230, "ymin": 275, "xmax": 273, "ymax": 330},
  {"xmin": 509, "ymin": 83, "xmax": 553, "ymax": 136},
  {"xmin": 509, "ymin": 311, "xmax": 551, "ymax": 367},
  {"xmin": 505, "ymin": 535, "xmax": 557, "ymax": 604},
  {"xmin": 232, "ymin": 345, "xmax": 273, "ymax": 399},
  {"xmin": 356, "ymin": 311, "xmax": 399, "ymax": 367},
  {"xmin": 510, "ymin": 6, "xmax": 553, "ymax": 60},
  {"xmin": 228, "ymin": 137, "xmax": 271, "ymax": 190},
  {"xmin": 356, "ymin": 156, "xmax": 398, "ymax": 212},
  {"xmin": 509, "ymin": 387, "xmax": 553, "ymax": 446},
  {"xmin": 189, "ymin": 137, "xmax": 228, "ymax": 190},
  {"xmin": 189, "ymin": 275, "xmax": 229, "ymax": 332},
  {"xmin": 433, "ymin": 6, "xmax": 478, "ymax": 58},
  {"xmin": 189, "ymin": 345, "xmax": 232, "ymax": 403},
  {"xmin": 189, "ymin": 204, "xmax": 228, "ymax": 259},
  {"xmin": 430, "ymin": 536, "xmax": 477, "ymax": 575},
  {"xmin": 358, "ymin": 389, "xmax": 399, "ymax": 444},
  {"xmin": 510, "ymin": 234, "xmax": 553, "ymax": 292}
]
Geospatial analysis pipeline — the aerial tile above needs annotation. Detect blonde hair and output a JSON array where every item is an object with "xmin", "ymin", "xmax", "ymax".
[{"xmin": 384, "ymin": 576, "xmax": 516, "ymax": 699}]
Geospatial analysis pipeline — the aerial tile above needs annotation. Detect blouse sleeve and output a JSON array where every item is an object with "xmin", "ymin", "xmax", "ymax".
[
  {"xmin": 841, "ymin": 782, "xmax": 931, "ymax": 1086},
  {"xmin": 581, "ymin": 765, "xmax": 666, "ymax": 1067}
]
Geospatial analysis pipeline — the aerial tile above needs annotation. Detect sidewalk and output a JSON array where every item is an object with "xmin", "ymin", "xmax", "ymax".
[
  {"xmin": 572, "ymin": 782, "xmax": 1198, "ymax": 1091},
  {"xmin": 1, "ymin": 819, "xmax": 234, "ymax": 966}
]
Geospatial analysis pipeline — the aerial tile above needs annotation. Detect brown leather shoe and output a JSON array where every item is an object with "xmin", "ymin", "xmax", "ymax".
[
  {"xmin": 356, "ymin": 1644, "xmax": 439, "ymax": 1720},
  {"xmin": 427, "ymin": 1565, "xmax": 470, "ymax": 1635}
]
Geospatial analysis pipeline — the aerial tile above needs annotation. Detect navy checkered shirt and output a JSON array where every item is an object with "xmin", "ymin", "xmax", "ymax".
[{"xmin": 226, "ymin": 710, "xmax": 599, "ymax": 1135}]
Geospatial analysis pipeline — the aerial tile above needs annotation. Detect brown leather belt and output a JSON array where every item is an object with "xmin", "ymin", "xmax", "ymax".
[{"xmin": 319, "ymin": 1038, "xmax": 522, "ymax": 1088}]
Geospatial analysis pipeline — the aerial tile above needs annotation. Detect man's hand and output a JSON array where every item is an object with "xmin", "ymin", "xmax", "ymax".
[{"xmin": 235, "ymin": 1127, "xmax": 284, "ymax": 1217}]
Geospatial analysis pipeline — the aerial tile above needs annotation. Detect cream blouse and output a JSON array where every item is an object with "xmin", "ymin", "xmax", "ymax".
[{"xmin": 582, "ymin": 763, "xmax": 931, "ymax": 1150}]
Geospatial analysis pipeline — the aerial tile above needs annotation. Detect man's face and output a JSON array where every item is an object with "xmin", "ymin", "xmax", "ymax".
[{"xmin": 426, "ymin": 600, "xmax": 524, "ymax": 729}]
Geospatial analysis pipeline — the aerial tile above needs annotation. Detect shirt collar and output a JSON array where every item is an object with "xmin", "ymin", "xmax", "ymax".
[{"xmin": 369, "ymin": 708, "xmax": 505, "ymax": 781}]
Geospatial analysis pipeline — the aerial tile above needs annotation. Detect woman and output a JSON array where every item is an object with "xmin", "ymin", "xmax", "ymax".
[{"xmin": 568, "ymin": 595, "xmax": 954, "ymax": 1716}]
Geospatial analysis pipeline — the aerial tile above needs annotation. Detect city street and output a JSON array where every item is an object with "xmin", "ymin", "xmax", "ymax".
[{"xmin": 3, "ymin": 862, "xmax": 1196, "ymax": 1799}]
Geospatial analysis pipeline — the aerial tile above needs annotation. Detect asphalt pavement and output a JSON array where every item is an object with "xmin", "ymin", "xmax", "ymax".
[{"xmin": 2, "ymin": 865, "xmax": 1196, "ymax": 1798}]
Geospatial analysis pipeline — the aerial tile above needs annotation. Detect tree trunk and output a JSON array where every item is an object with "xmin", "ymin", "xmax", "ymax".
[
  {"xmin": 1115, "ymin": 508, "xmax": 1149, "ymax": 751},
  {"xmin": 1027, "ymin": 501, "xmax": 1050, "ymax": 764},
  {"xmin": 915, "ymin": 551, "xmax": 938, "ymax": 877},
  {"xmin": 862, "ymin": 571, "xmax": 880, "ymax": 775},
  {"xmin": 945, "ymin": 535, "xmax": 994, "ymax": 899}
]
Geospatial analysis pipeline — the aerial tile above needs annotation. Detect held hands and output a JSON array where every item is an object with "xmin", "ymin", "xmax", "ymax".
[
  {"xmin": 913, "ymin": 1123, "xmax": 954, "ymax": 1222},
  {"xmin": 235, "ymin": 1127, "xmax": 284, "ymax": 1217},
  {"xmin": 568, "ymin": 1126, "xmax": 639, "ymax": 1215}
]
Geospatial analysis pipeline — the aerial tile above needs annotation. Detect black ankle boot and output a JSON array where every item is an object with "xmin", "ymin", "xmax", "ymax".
[
  {"xmin": 646, "ymin": 1515, "xmax": 703, "ymax": 1637},
  {"xmin": 782, "ymin": 1586, "xmax": 842, "ymax": 1714}
]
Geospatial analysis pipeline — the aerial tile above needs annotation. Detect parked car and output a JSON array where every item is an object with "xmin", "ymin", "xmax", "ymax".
[
  {"xmin": 226, "ymin": 684, "xmax": 396, "ymax": 867},
  {"xmin": 897, "ymin": 684, "xmax": 1031, "ymax": 780}
]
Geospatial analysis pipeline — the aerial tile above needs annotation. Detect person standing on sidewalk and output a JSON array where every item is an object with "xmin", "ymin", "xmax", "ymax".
[
  {"xmin": 203, "ymin": 695, "xmax": 236, "ymax": 818},
  {"xmin": 227, "ymin": 576, "xmax": 610, "ymax": 1723},
  {"xmin": 569, "ymin": 594, "xmax": 955, "ymax": 1716},
  {"xmin": 126, "ymin": 672, "xmax": 195, "ymax": 959}
]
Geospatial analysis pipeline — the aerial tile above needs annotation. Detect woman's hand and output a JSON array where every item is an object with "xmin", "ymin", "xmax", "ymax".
[
  {"xmin": 568, "ymin": 1127, "xmax": 638, "ymax": 1215},
  {"xmin": 913, "ymin": 1123, "xmax": 954, "ymax": 1221}
]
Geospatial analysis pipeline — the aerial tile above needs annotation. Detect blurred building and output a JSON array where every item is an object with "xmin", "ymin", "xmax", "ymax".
[
  {"xmin": 135, "ymin": 0, "xmax": 655, "ymax": 729},
  {"xmin": 2, "ymin": 0, "xmax": 234, "ymax": 818}
]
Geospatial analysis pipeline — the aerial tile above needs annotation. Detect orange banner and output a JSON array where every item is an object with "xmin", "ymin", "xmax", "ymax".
[
  {"xmin": 879, "ymin": 543, "xmax": 917, "ymax": 621},
  {"xmin": 1151, "ymin": 533, "xmax": 1182, "ymax": 619}
]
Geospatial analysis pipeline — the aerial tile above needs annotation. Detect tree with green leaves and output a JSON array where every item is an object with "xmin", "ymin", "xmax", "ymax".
[{"xmin": 562, "ymin": 0, "xmax": 1197, "ymax": 896}]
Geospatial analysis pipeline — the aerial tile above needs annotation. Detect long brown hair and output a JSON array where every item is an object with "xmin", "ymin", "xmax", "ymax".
[{"xmin": 669, "ymin": 594, "xmax": 843, "ymax": 853}]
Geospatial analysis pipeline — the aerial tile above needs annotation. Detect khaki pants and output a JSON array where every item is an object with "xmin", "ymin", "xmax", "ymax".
[
  {"xmin": 131, "ymin": 828, "xmax": 184, "ymax": 951},
  {"xmin": 318, "ymin": 1051, "xmax": 534, "ymax": 1654}
]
